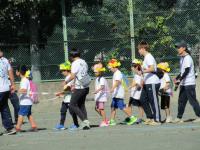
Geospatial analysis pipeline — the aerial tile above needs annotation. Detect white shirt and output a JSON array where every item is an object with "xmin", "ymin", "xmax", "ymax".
[
  {"xmin": 19, "ymin": 78, "xmax": 33, "ymax": 105},
  {"xmin": 131, "ymin": 74, "xmax": 143, "ymax": 100},
  {"xmin": 142, "ymin": 53, "xmax": 160, "ymax": 84},
  {"xmin": 0, "ymin": 57, "xmax": 11, "ymax": 92},
  {"xmin": 94, "ymin": 77, "xmax": 108, "ymax": 102},
  {"xmin": 71, "ymin": 58, "xmax": 89, "ymax": 89},
  {"xmin": 112, "ymin": 70, "xmax": 125, "ymax": 99},
  {"xmin": 180, "ymin": 54, "xmax": 195, "ymax": 86},
  {"xmin": 160, "ymin": 73, "xmax": 172, "ymax": 95},
  {"xmin": 63, "ymin": 75, "xmax": 73, "ymax": 103}
]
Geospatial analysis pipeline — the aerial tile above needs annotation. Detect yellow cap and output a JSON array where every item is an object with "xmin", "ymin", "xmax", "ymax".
[
  {"xmin": 93, "ymin": 63, "xmax": 106, "ymax": 73},
  {"xmin": 59, "ymin": 61, "xmax": 71, "ymax": 71},
  {"xmin": 157, "ymin": 62, "xmax": 170, "ymax": 72},
  {"xmin": 25, "ymin": 70, "xmax": 32, "ymax": 78},
  {"xmin": 132, "ymin": 59, "xmax": 142, "ymax": 65},
  {"xmin": 107, "ymin": 59, "xmax": 121, "ymax": 68}
]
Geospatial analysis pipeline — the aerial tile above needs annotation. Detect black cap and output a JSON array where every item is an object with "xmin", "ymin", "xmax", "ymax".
[{"xmin": 175, "ymin": 41, "xmax": 187, "ymax": 49}]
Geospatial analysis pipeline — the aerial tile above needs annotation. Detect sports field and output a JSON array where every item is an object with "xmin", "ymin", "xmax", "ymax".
[{"xmin": 0, "ymin": 79, "xmax": 200, "ymax": 150}]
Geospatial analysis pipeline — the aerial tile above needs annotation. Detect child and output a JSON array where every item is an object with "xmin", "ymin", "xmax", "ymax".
[
  {"xmin": 108, "ymin": 59, "xmax": 137, "ymax": 126},
  {"xmin": 93, "ymin": 62, "xmax": 109, "ymax": 127},
  {"xmin": 15, "ymin": 65, "xmax": 37, "ymax": 132},
  {"xmin": 157, "ymin": 62, "xmax": 172, "ymax": 123},
  {"xmin": 126, "ymin": 59, "xmax": 144, "ymax": 124},
  {"xmin": 55, "ymin": 61, "xmax": 75, "ymax": 130}
]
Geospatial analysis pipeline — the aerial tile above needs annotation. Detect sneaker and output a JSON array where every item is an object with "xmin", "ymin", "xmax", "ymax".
[
  {"xmin": 99, "ymin": 121, "xmax": 109, "ymax": 127},
  {"xmin": 136, "ymin": 118, "xmax": 143, "ymax": 124},
  {"xmin": 109, "ymin": 119, "xmax": 117, "ymax": 126},
  {"xmin": 79, "ymin": 120, "xmax": 90, "ymax": 130},
  {"xmin": 143, "ymin": 119, "xmax": 153, "ymax": 125},
  {"xmin": 3, "ymin": 128, "xmax": 16, "ymax": 135},
  {"xmin": 192, "ymin": 117, "xmax": 200, "ymax": 123},
  {"xmin": 166, "ymin": 116, "xmax": 172, "ymax": 123},
  {"xmin": 148, "ymin": 121, "xmax": 161, "ymax": 126},
  {"xmin": 173, "ymin": 118, "xmax": 183, "ymax": 123},
  {"xmin": 121, "ymin": 117, "xmax": 130, "ymax": 124},
  {"xmin": 69, "ymin": 124, "xmax": 78, "ymax": 131},
  {"xmin": 55, "ymin": 124, "xmax": 65, "ymax": 130},
  {"xmin": 126, "ymin": 116, "xmax": 137, "ymax": 125}
]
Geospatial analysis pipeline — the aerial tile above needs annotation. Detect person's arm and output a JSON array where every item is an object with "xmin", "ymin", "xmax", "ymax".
[
  {"xmin": 18, "ymin": 88, "xmax": 27, "ymax": 94},
  {"xmin": 94, "ymin": 85, "xmax": 105, "ymax": 94},
  {"xmin": 110, "ymin": 80, "xmax": 121, "ymax": 93},
  {"xmin": 8, "ymin": 66, "xmax": 15, "ymax": 93},
  {"xmin": 143, "ymin": 65, "xmax": 155, "ymax": 73},
  {"xmin": 179, "ymin": 67, "xmax": 190, "ymax": 81},
  {"xmin": 65, "ymin": 73, "xmax": 76, "ymax": 83}
]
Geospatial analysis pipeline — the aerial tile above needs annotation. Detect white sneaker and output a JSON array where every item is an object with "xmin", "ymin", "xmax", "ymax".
[
  {"xmin": 148, "ymin": 121, "xmax": 161, "ymax": 126},
  {"xmin": 192, "ymin": 117, "xmax": 200, "ymax": 123},
  {"xmin": 79, "ymin": 120, "xmax": 90, "ymax": 130},
  {"xmin": 173, "ymin": 118, "xmax": 183, "ymax": 123},
  {"xmin": 166, "ymin": 116, "xmax": 172, "ymax": 123}
]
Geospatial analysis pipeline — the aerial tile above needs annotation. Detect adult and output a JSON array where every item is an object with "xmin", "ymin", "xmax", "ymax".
[
  {"xmin": 66, "ymin": 48, "xmax": 90, "ymax": 130},
  {"xmin": 138, "ymin": 41, "xmax": 161, "ymax": 125},
  {"xmin": 174, "ymin": 41, "xmax": 200, "ymax": 123},
  {"xmin": 0, "ymin": 49, "xmax": 16, "ymax": 135}
]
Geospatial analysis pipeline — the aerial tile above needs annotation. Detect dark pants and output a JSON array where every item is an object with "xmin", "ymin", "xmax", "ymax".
[
  {"xmin": 0, "ymin": 91, "xmax": 14, "ymax": 130},
  {"xmin": 9, "ymin": 92, "xmax": 20, "ymax": 123},
  {"xmin": 141, "ymin": 84, "xmax": 161, "ymax": 122},
  {"xmin": 60, "ymin": 102, "xmax": 69, "ymax": 125},
  {"xmin": 177, "ymin": 85, "xmax": 200, "ymax": 119},
  {"xmin": 69, "ymin": 88, "xmax": 89, "ymax": 125}
]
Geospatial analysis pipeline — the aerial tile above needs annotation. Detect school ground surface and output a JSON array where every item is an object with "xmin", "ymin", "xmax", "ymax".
[{"xmin": 1, "ymin": 79, "xmax": 200, "ymax": 150}]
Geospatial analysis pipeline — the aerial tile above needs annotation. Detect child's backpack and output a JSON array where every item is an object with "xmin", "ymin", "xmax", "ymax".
[
  {"xmin": 29, "ymin": 80, "xmax": 39, "ymax": 104},
  {"xmin": 122, "ymin": 73, "xmax": 129, "ymax": 91}
]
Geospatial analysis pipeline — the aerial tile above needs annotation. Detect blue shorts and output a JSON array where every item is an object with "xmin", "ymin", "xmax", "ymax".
[
  {"xmin": 111, "ymin": 98, "xmax": 126, "ymax": 110},
  {"xmin": 18, "ymin": 105, "xmax": 32, "ymax": 116}
]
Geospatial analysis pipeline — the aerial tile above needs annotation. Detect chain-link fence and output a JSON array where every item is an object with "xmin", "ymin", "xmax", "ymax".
[{"xmin": 1, "ymin": 0, "xmax": 200, "ymax": 81}]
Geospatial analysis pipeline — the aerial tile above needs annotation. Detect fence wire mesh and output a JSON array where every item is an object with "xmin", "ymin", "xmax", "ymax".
[{"xmin": 0, "ymin": 0, "xmax": 200, "ymax": 81}]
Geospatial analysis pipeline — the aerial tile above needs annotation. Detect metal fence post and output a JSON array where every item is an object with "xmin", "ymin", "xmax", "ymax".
[
  {"xmin": 129, "ymin": 0, "xmax": 135, "ymax": 61},
  {"xmin": 62, "ymin": 0, "xmax": 69, "ymax": 61}
]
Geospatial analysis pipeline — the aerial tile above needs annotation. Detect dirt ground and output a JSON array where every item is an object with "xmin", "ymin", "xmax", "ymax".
[{"xmin": 0, "ymin": 78, "xmax": 200, "ymax": 150}]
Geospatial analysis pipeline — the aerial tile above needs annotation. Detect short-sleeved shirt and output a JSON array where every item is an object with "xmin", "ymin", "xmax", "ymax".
[
  {"xmin": 19, "ymin": 78, "xmax": 33, "ymax": 105},
  {"xmin": 160, "ymin": 73, "xmax": 172, "ymax": 95},
  {"xmin": 63, "ymin": 75, "xmax": 73, "ymax": 103},
  {"xmin": 131, "ymin": 74, "xmax": 143, "ymax": 100},
  {"xmin": 95, "ymin": 77, "xmax": 108, "ymax": 102},
  {"xmin": 0, "ymin": 57, "xmax": 11, "ymax": 92},
  {"xmin": 180, "ymin": 54, "xmax": 195, "ymax": 86},
  {"xmin": 142, "ymin": 53, "xmax": 160, "ymax": 84},
  {"xmin": 71, "ymin": 58, "xmax": 89, "ymax": 89},
  {"xmin": 112, "ymin": 70, "xmax": 125, "ymax": 99}
]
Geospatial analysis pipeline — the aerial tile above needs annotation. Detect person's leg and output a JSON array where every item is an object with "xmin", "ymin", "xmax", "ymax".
[
  {"xmin": 185, "ymin": 85, "xmax": 200, "ymax": 117},
  {"xmin": 140, "ymin": 85, "xmax": 153, "ymax": 120},
  {"xmin": 0, "ymin": 92, "xmax": 14, "ymax": 130},
  {"xmin": 69, "ymin": 89, "xmax": 86, "ymax": 121},
  {"xmin": 110, "ymin": 108, "xmax": 116, "ymax": 120},
  {"xmin": 95, "ymin": 102, "xmax": 101, "ymax": 116},
  {"xmin": 9, "ymin": 92, "xmax": 20, "ymax": 123},
  {"xmin": 177, "ymin": 86, "xmax": 188, "ymax": 119},
  {"xmin": 28, "ymin": 115, "xmax": 37, "ymax": 129},
  {"xmin": 138, "ymin": 106, "xmax": 144, "ymax": 119},
  {"xmin": 147, "ymin": 84, "xmax": 161, "ymax": 122},
  {"xmin": 60, "ymin": 102, "xmax": 67, "ymax": 125},
  {"xmin": 78, "ymin": 88, "xmax": 89, "ymax": 121},
  {"xmin": 16, "ymin": 115, "xmax": 23, "ymax": 130}
]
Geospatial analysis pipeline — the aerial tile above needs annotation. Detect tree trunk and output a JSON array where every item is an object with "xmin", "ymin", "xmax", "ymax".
[{"xmin": 29, "ymin": 11, "xmax": 41, "ymax": 82}]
